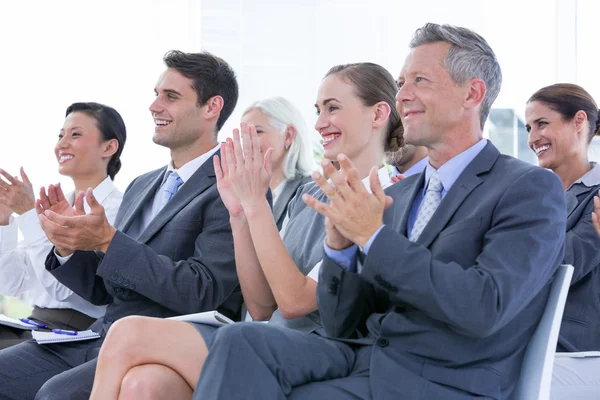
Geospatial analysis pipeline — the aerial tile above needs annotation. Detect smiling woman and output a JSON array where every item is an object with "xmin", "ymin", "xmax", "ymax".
[{"xmin": 0, "ymin": 102, "xmax": 127, "ymax": 349}]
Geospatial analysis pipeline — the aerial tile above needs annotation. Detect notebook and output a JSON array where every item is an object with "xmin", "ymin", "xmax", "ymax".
[
  {"xmin": 0, "ymin": 314, "xmax": 38, "ymax": 330},
  {"xmin": 167, "ymin": 310, "xmax": 234, "ymax": 327},
  {"xmin": 555, "ymin": 351, "xmax": 600, "ymax": 358},
  {"xmin": 32, "ymin": 330, "xmax": 101, "ymax": 345}
]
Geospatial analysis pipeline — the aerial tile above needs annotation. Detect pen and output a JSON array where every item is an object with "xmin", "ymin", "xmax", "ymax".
[
  {"xmin": 52, "ymin": 329, "xmax": 78, "ymax": 336},
  {"xmin": 19, "ymin": 318, "xmax": 48, "ymax": 329}
]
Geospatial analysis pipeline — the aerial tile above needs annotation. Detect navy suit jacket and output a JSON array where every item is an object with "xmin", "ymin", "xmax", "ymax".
[
  {"xmin": 317, "ymin": 142, "xmax": 567, "ymax": 400},
  {"xmin": 46, "ymin": 151, "xmax": 241, "ymax": 333}
]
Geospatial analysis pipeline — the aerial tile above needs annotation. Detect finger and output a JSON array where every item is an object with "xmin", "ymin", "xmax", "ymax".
[
  {"xmin": 0, "ymin": 168, "xmax": 18, "ymax": 185},
  {"xmin": 263, "ymin": 148, "xmax": 273, "ymax": 175},
  {"xmin": 35, "ymin": 199, "xmax": 44, "ymax": 215},
  {"xmin": 320, "ymin": 160, "xmax": 340, "ymax": 184},
  {"xmin": 224, "ymin": 140, "xmax": 236, "ymax": 178},
  {"xmin": 338, "ymin": 154, "xmax": 366, "ymax": 194},
  {"xmin": 55, "ymin": 182, "xmax": 68, "ymax": 204},
  {"xmin": 214, "ymin": 155, "xmax": 224, "ymax": 182},
  {"xmin": 39, "ymin": 187, "xmax": 51, "ymax": 209},
  {"xmin": 369, "ymin": 166, "xmax": 386, "ymax": 201},
  {"xmin": 249, "ymin": 125, "xmax": 262, "ymax": 167},
  {"xmin": 384, "ymin": 195, "xmax": 394, "ymax": 210},
  {"xmin": 44, "ymin": 210, "xmax": 73, "ymax": 228},
  {"xmin": 47, "ymin": 184, "xmax": 59, "ymax": 205},
  {"xmin": 232, "ymin": 129, "xmax": 244, "ymax": 172},
  {"xmin": 240, "ymin": 123, "xmax": 253, "ymax": 168},
  {"xmin": 20, "ymin": 167, "xmax": 32, "ymax": 186},
  {"xmin": 74, "ymin": 192, "xmax": 86, "ymax": 215},
  {"xmin": 311, "ymin": 170, "xmax": 343, "ymax": 208},
  {"xmin": 303, "ymin": 193, "xmax": 336, "ymax": 218},
  {"xmin": 86, "ymin": 189, "xmax": 104, "ymax": 214}
]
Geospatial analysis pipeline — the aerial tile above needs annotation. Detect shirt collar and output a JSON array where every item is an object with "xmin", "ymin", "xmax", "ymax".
[
  {"xmin": 404, "ymin": 156, "xmax": 429, "ymax": 177},
  {"xmin": 570, "ymin": 162, "xmax": 600, "ymax": 188},
  {"xmin": 66, "ymin": 176, "xmax": 117, "ymax": 213},
  {"xmin": 423, "ymin": 139, "xmax": 487, "ymax": 195},
  {"xmin": 164, "ymin": 143, "xmax": 221, "ymax": 184}
]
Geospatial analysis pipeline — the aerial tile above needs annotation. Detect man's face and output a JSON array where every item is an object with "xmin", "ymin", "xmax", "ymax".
[
  {"xmin": 149, "ymin": 68, "xmax": 207, "ymax": 150},
  {"xmin": 396, "ymin": 42, "xmax": 467, "ymax": 147}
]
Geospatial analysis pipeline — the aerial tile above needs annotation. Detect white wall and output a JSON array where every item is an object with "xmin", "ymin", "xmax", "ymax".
[{"xmin": 1, "ymin": 0, "xmax": 594, "ymax": 196}]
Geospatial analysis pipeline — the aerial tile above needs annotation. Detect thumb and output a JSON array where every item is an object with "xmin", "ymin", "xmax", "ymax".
[
  {"xmin": 384, "ymin": 195, "xmax": 394, "ymax": 210},
  {"xmin": 369, "ymin": 166, "xmax": 385, "ymax": 201},
  {"xmin": 86, "ymin": 189, "xmax": 103, "ymax": 214},
  {"xmin": 264, "ymin": 148, "xmax": 273, "ymax": 175},
  {"xmin": 20, "ymin": 167, "xmax": 32, "ymax": 186}
]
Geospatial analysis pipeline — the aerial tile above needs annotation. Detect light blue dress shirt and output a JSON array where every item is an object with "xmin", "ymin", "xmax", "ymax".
[{"xmin": 325, "ymin": 139, "xmax": 488, "ymax": 271}]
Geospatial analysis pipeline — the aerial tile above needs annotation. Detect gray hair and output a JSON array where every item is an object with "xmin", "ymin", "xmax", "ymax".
[
  {"xmin": 410, "ymin": 23, "xmax": 502, "ymax": 129},
  {"xmin": 243, "ymin": 97, "xmax": 319, "ymax": 179}
]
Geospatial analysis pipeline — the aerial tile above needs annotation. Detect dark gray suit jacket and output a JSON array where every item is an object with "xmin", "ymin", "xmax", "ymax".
[
  {"xmin": 317, "ymin": 143, "xmax": 567, "ymax": 400},
  {"xmin": 273, "ymin": 175, "xmax": 312, "ymax": 231},
  {"xmin": 559, "ymin": 182, "xmax": 600, "ymax": 352},
  {"xmin": 46, "ymin": 151, "xmax": 241, "ymax": 333}
]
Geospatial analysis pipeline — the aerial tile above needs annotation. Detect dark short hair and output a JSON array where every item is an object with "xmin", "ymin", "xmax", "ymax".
[
  {"xmin": 325, "ymin": 63, "xmax": 404, "ymax": 152},
  {"xmin": 65, "ymin": 102, "xmax": 127, "ymax": 180},
  {"xmin": 528, "ymin": 83, "xmax": 600, "ymax": 143},
  {"xmin": 163, "ymin": 50, "xmax": 239, "ymax": 132}
]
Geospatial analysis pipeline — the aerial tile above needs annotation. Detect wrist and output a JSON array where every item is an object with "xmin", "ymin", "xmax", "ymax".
[
  {"xmin": 15, "ymin": 202, "xmax": 35, "ymax": 216},
  {"xmin": 98, "ymin": 226, "xmax": 117, "ymax": 253},
  {"xmin": 242, "ymin": 198, "xmax": 271, "ymax": 220},
  {"xmin": 230, "ymin": 214, "xmax": 248, "ymax": 229},
  {"xmin": 325, "ymin": 238, "xmax": 353, "ymax": 251},
  {"xmin": 354, "ymin": 224, "xmax": 382, "ymax": 249}
]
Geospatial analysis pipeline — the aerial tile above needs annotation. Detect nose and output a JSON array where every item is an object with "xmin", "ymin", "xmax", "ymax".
[
  {"xmin": 395, "ymin": 82, "xmax": 413, "ymax": 104},
  {"xmin": 149, "ymin": 97, "xmax": 162, "ymax": 115},
  {"xmin": 56, "ymin": 135, "xmax": 69, "ymax": 149},
  {"xmin": 314, "ymin": 112, "xmax": 328, "ymax": 132}
]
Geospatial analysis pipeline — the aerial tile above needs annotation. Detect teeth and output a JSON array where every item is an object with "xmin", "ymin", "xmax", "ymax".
[
  {"xmin": 59, "ymin": 155, "xmax": 73, "ymax": 162},
  {"xmin": 534, "ymin": 144, "xmax": 550, "ymax": 155},
  {"xmin": 321, "ymin": 135, "xmax": 338, "ymax": 144},
  {"xmin": 155, "ymin": 120, "xmax": 170, "ymax": 126}
]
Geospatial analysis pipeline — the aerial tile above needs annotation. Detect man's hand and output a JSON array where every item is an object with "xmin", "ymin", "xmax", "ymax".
[
  {"xmin": 303, "ymin": 155, "xmax": 393, "ymax": 248},
  {"xmin": 0, "ymin": 167, "xmax": 35, "ymax": 215},
  {"xmin": 39, "ymin": 189, "xmax": 116, "ymax": 256},
  {"xmin": 324, "ymin": 216, "xmax": 353, "ymax": 250},
  {"xmin": 391, "ymin": 173, "xmax": 406, "ymax": 184},
  {"xmin": 592, "ymin": 191, "xmax": 600, "ymax": 237}
]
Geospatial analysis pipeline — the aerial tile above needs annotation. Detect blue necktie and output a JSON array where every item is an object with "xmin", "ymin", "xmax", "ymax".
[
  {"xmin": 409, "ymin": 171, "xmax": 443, "ymax": 242},
  {"xmin": 161, "ymin": 171, "xmax": 183, "ymax": 209}
]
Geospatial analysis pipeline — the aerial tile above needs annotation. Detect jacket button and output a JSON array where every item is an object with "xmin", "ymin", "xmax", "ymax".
[
  {"xmin": 377, "ymin": 337, "xmax": 389, "ymax": 347},
  {"xmin": 115, "ymin": 288, "xmax": 124, "ymax": 295}
]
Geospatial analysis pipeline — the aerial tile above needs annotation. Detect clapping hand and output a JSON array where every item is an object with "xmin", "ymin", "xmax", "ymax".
[{"xmin": 0, "ymin": 167, "xmax": 35, "ymax": 215}]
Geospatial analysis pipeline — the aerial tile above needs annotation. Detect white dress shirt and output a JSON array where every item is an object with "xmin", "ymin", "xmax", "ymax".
[{"xmin": 0, "ymin": 176, "xmax": 122, "ymax": 318}]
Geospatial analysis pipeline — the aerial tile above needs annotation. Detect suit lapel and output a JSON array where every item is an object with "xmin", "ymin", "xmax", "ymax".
[
  {"xmin": 117, "ymin": 168, "xmax": 166, "ymax": 233},
  {"xmin": 273, "ymin": 177, "xmax": 308, "ymax": 224},
  {"xmin": 385, "ymin": 172, "xmax": 424, "ymax": 237},
  {"xmin": 566, "ymin": 184, "xmax": 591, "ymax": 217},
  {"xmin": 136, "ymin": 152, "xmax": 218, "ymax": 244},
  {"xmin": 416, "ymin": 142, "xmax": 499, "ymax": 248}
]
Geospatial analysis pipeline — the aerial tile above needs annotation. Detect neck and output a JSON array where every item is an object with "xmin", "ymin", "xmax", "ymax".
[
  {"xmin": 554, "ymin": 155, "xmax": 591, "ymax": 191},
  {"xmin": 73, "ymin": 172, "xmax": 108, "ymax": 194},
  {"xmin": 270, "ymin": 169, "xmax": 287, "ymax": 194},
  {"xmin": 427, "ymin": 121, "xmax": 482, "ymax": 169},
  {"xmin": 348, "ymin": 142, "xmax": 385, "ymax": 180},
  {"xmin": 171, "ymin": 135, "xmax": 218, "ymax": 169},
  {"xmin": 396, "ymin": 147, "xmax": 428, "ymax": 173}
]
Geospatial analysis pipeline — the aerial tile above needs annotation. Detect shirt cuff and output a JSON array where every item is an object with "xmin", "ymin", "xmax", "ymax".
[
  {"xmin": 361, "ymin": 225, "xmax": 385, "ymax": 255},
  {"xmin": 0, "ymin": 215, "xmax": 18, "ymax": 251},
  {"xmin": 54, "ymin": 249, "xmax": 73, "ymax": 265},
  {"xmin": 323, "ymin": 242, "xmax": 358, "ymax": 271}
]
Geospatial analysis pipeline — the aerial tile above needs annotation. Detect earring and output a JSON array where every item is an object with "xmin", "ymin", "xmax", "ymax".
[{"xmin": 285, "ymin": 144, "xmax": 290, "ymax": 150}]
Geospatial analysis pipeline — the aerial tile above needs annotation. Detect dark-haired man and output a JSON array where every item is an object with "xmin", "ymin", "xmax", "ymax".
[{"xmin": 0, "ymin": 50, "xmax": 241, "ymax": 399}]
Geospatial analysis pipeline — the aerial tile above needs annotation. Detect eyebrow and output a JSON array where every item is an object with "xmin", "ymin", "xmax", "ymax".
[
  {"xmin": 314, "ymin": 98, "xmax": 340, "ymax": 108},
  {"xmin": 154, "ymin": 88, "xmax": 182, "ymax": 96},
  {"xmin": 60, "ymin": 126, "xmax": 84, "ymax": 132}
]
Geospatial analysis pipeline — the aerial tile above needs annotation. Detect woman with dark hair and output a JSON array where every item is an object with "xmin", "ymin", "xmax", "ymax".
[
  {"xmin": 525, "ymin": 83, "xmax": 600, "ymax": 399},
  {"xmin": 0, "ymin": 102, "xmax": 127, "ymax": 349},
  {"xmin": 89, "ymin": 62, "xmax": 403, "ymax": 400}
]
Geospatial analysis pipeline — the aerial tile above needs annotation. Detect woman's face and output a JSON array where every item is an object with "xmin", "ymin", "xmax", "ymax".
[
  {"xmin": 314, "ymin": 74, "xmax": 377, "ymax": 161},
  {"xmin": 55, "ymin": 112, "xmax": 112, "ymax": 179},
  {"xmin": 525, "ymin": 100, "xmax": 586, "ymax": 170},
  {"xmin": 242, "ymin": 108, "xmax": 289, "ymax": 172}
]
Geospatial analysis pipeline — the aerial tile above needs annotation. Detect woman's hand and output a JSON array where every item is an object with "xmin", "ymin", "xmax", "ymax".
[
  {"xmin": 228, "ymin": 122, "xmax": 273, "ymax": 215},
  {"xmin": 0, "ymin": 167, "xmax": 36, "ymax": 215},
  {"xmin": 592, "ymin": 192, "xmax": 600, "ymax": 237},
  {"xmin": 214, "ymin": 141, "xmax": 245, "ymax": 219},
  {"xmin": 0, "ymin": 202, "xmax": 12, "ymax": 226},
  {"xmin": 35, "ymin": 183, "xmax": 76, "ymax": 218}
]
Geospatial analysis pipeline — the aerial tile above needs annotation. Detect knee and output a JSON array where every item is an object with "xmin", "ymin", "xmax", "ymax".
[
  {"xmin": 212, "ymin": 322, "xmax": 268, "ymax": 350},
  {"xmin": 119, "ymin": 368, "xmax": 164, "ymax": 400},
  {"xmin": 100, "ymin": 316, "xmax": 150, "ymax": 361},
  {"xmin": 35, "ymin": 376, "xmax": 66, "ymax": 400}
]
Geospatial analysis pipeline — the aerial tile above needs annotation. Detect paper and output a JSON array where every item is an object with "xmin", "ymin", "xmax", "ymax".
[
  {"xmin": 32, "ymin": 329, "xmax": 101, "ymax": 344},
  {"xmin": 0, "ymin": 314, "xmax": 38, "ymax": 330},
  {"xmin": 167, "ymin": 310, "xmax": 234, "ymax": 327},
  {"xmin": 555, "ymin": 351, "xmax": 600, "ymax": 358}
]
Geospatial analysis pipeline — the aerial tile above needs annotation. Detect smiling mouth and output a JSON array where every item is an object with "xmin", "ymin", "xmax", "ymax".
[
  {"xmin": 321, "ymin": 133, "xmax": 341, "ymax": 146},
  {"xmin": 154, "ymin": 119, "xmax": 172, "ymax": 127},
  {"xmin": 533, "ymin": 144, "xmax": 551, "ymax": 156},
  {"xmin": 59, "ymin": 155, "xmax": 73, "ymax": 164}
]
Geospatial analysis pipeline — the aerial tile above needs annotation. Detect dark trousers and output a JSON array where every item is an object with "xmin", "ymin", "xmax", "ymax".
[
  {"xmin": 0, "ymin": 331, "xmax": 102, "ymax": 399},
  {"xmin": 193, "ymin": 322, "xmax": 373, "ymax": 400},
  {"xmin": 0, "ymin": 306, "xmax": 96, "ymax": 350}
]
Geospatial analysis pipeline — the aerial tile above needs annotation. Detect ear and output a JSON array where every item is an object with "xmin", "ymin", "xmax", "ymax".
[
  {"xmin": 574, "ymin": 110, "xmax": 588, "ymax": 135},
  {"xmin": 204, "ymin": 95, "xmax": 225, "ymax": 120},
  {"xmin": 101, "ymin": 138, "xmax": 119, "ymax": 159},
  {"xmin": 373, "ymin": 101, "xmax": 392, "ymax": 129},
  {"xmin": 463, "ymin": 78, "xmax": 486, "ymax": 110},
  {"xmin": 284, "ymin": 125, "xmax": 297, "ymax": 149}
]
